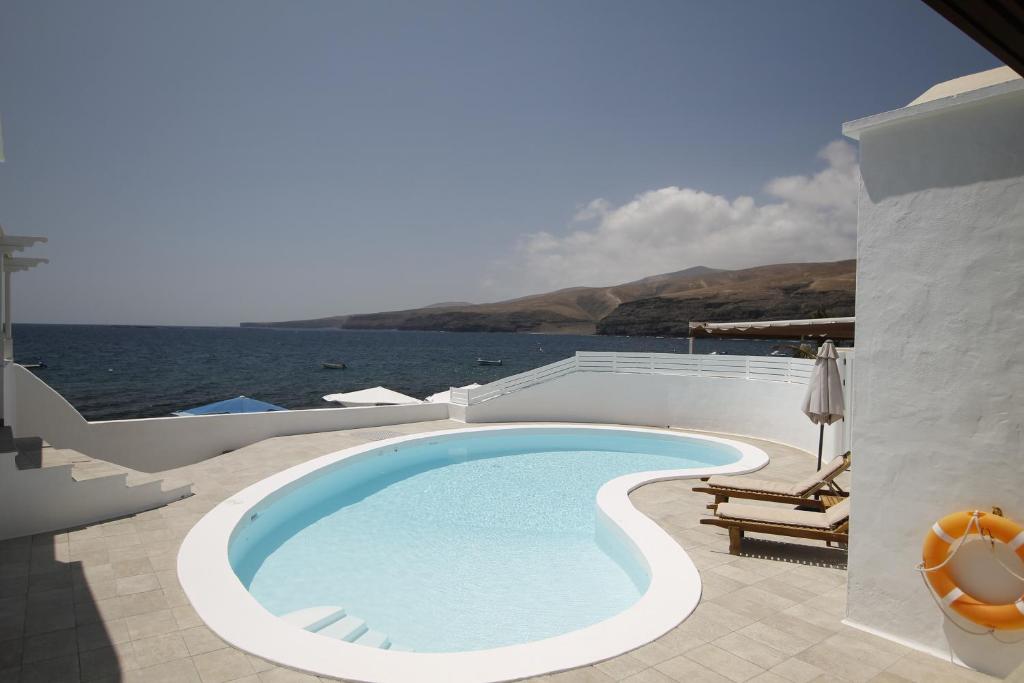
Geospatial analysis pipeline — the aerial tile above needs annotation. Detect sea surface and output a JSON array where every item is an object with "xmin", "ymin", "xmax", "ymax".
[{"xmin": 15, "ymin": 324, "xmax": 777, "ymax": 421}]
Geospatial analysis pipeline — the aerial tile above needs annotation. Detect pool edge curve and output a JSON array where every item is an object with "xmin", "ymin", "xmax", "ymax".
[{"xmin": 177, "ymin": 423, "xmax": 769, "ymax": 683}]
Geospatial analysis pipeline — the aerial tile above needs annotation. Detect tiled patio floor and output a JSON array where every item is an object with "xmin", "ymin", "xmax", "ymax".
[{"xmin": 0, "ymin": 420, "xmax": 1004, "ymax": 682}]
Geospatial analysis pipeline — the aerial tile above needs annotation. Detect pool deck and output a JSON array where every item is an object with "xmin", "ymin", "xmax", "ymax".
[{"xmin": 0, "ymin": 420, "xmax": 1001, "ymax": 683}]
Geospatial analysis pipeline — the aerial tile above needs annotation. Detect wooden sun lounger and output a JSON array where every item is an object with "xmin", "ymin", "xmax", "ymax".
[
  {"xmin": 700, "ymin": 498, "xmax": 850, "ymax": 554},
  {"xmin": 692, "ymin": 451, "xmax": 851, "ymax": 511}
]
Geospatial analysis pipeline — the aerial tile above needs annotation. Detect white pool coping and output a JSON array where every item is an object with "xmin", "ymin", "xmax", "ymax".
[{"xmin": 177, "ymin": 424, "xmax": 769, "ymax": 683}]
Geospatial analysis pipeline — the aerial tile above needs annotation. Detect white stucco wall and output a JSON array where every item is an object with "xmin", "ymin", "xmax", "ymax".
[
  {"xmin": 845, "ymin": 84, "xmax": 1024, "ymax": 675},
  {"xmin": 6, "ymin": 364, "xmax": 450, "ymax": 472},
  {"xmin": 462, "ymin": 371, "xmax": 845, "ymax": 459}
]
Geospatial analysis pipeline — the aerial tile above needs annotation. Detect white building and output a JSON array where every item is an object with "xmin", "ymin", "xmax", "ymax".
[{"xmin": 843, "ymin": 66, "xmax": 1024, "ymax": 676}]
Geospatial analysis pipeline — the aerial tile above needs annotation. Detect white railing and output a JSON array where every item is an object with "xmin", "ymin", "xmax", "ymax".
[{"xmin": 452, "ymin": 352, "xmax": 816, "ymax": 406}]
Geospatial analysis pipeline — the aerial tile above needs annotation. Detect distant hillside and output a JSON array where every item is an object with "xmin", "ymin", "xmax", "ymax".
[{"xmin": 240, "ymin": 260, "xmax": 855, "ymax": 336}]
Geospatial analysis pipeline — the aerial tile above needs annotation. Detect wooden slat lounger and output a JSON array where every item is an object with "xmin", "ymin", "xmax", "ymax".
[
  {"xmin": 692, "ymin": 451, "xmax": 851, "ymax": 511},
  {"xmin": 701, "ymin": 498, "xmax": 850, "ymax": 554}
]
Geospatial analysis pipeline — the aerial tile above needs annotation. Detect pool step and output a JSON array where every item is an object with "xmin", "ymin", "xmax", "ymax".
[
  {"xmin": 280, "ymin": 606, "xmax": 391, "ymax": 649},
  {"xmin": 355, "ymin": 629, "xmax": 391, "ymax": 649},
  {"xmin": 318, "ymin": 615, "xmax": 368, "ymax": 642},
  {"xmin": 280, "ymin": 606, "xmax": 346, "ymax": 632}
]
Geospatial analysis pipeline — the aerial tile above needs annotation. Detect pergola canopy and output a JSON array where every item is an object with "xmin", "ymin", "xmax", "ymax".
[
  {"xmin": 689, "ymin": 317, "xmax": 855, "ymax": 341},
  {"xmin": 5, "ymin": 257, "xmax": 48, "ymax": 272},
  {"xmin": 0, "ymin": 230, "xmax": 47, "ymax": 254}
]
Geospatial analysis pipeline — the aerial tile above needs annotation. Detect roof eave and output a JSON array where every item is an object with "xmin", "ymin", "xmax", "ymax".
[{"xmin": 843, "ymin": 77, "xmax": 1024, "ymax": 140}]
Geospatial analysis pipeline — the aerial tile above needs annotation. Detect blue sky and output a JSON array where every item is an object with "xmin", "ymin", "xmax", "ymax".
[{"xmin": 0, "ymin": 0, "xmax": 1000, "ymax": 325}]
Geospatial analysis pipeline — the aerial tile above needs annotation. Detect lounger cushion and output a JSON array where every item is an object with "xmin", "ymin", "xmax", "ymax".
[
  {"xmin": 706, "ymin": 454, "xmax": 847, "ymax": 497},
  {"xmin": 824, "ymin": 498, "xmax": 851, "ymax": 526},
  {"xmin": 703, "ymin": 476, "xmax": 805, "ymax": 496},
  {"xmin": 716, "ymin": 499, "xmax": 849, "ymax": 530},
  {"xmin": 790, "ymin": 455, "xmax": 848, "ymax": 493}
]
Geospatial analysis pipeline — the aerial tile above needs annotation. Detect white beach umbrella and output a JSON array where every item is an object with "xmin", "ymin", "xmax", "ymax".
[{"xmin": 801, "ymin": 339, "xmax": 845, "ymax": 470}]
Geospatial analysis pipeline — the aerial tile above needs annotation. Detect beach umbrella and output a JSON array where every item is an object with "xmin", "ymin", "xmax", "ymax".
[{"xmin": 801, "ymin": 340, "xmax": 845, "ymax": 470}]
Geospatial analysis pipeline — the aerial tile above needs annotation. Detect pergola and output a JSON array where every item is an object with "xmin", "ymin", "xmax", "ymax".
[{"xmin": 687, "ymin": 316, "xmax": 855, "ymax": 351}]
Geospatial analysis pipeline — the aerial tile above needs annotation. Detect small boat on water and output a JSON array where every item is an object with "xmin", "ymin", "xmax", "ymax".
[
  {"xmin": 477, "ymin": 358, "xmax": 502, "ymax": 366},
  {"xmin": 22, "ymin": 362, "xmax": 47, "ymax": 370},
  {"xmin": 321, "ymin": 362, "xmax": 347, "ymax": 370}
]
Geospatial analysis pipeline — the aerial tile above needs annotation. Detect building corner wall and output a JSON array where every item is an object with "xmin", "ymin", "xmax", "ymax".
[{"xmin": 847, "ymin": 89, "xmax": 1024, "ymax": 676}]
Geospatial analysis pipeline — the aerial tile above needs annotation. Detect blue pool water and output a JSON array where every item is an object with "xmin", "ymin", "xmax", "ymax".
[{"xmin": 229, "ymin": 428, "xmax": 740, "ymax": 653}]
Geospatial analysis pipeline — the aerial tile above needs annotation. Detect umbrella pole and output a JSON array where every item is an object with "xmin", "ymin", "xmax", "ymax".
[{"xmin": 817, "ymin": 424, "xmax": 824, "ymax": 471}]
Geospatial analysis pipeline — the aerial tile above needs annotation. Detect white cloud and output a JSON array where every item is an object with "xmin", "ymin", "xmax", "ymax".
[{"xmin": 489, "ymin": 140, "xmax": 859, "ymax": 294}]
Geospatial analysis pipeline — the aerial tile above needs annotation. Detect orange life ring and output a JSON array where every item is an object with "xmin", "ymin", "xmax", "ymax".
[{"xmin": 922, "ymin": 510, "xmax": 1024, "ymax": 630}]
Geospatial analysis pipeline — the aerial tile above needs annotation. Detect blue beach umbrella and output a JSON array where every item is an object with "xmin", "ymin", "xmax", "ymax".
[{"xmin": 173, "ymin": 396, "xmax": 287, "ymax": 416}]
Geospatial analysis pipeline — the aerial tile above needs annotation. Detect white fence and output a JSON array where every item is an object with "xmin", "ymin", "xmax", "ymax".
[{"xmin": 452, "ymin": 352, "xmax": 816, "ymax": 406}]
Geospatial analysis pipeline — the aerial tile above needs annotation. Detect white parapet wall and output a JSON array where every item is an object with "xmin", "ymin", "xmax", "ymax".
[
  {"xmin": 843, "ymin": 71, "xmax": 1024, "ymax": 675},
  {"xmin": 6, "ymin": 364, "xmax": 449, "ymax": 472},
  {"xmin": 454, "ymin": 352, "xmax": 849, "ymax": 460}
]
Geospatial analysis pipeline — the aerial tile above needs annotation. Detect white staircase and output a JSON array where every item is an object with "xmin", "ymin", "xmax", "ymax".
[
  {"xmin": 281, "ymin": 606, "xmax": 392, "ymax": 650},
  {"xmin": 0, "ymin": 432, "xmax": 192, "ymax": 540}
]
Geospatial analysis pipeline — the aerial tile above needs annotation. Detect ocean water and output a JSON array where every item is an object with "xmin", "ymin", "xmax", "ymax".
[
  {"xmin": 230, "ymin": 428, "xmax": 738, "ymax": 652},
  {"xmin": 14, "ymin": 324, "xmax": 777, "ymax": 420}
]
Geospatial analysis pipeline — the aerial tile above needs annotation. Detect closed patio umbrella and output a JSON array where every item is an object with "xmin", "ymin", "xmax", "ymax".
[{"xmin": 801, "ymin": 340, "xmax": 845, "ymax": 470}]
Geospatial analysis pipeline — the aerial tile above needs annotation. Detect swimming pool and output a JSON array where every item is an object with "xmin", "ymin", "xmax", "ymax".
[{"xmin": 179, "ymin": 425, "xmax": 768, "ymax": 682}]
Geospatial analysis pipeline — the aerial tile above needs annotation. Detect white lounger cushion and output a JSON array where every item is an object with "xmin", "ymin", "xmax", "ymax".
[
  {"xmin": 706, "ymin": 454, "xmax": 847, "ymax": 496},
  {"xmin": 704, "ymin": 477, "xmax": 806, "ymax": 496},
  {"xmin": 716, "ymin": 498, "xmax": 850, "ymax": 530}
]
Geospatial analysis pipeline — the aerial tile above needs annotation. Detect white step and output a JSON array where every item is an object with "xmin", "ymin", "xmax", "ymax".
[
  {"xmin": 280, "ymin": 606, "xmax": 346, "ymax": 632},
  {"xmin": 355, "ymin": 629, "xmax": 391, "ymax": 649},
  {"xmin": 317, "ymin": 615, "xmax": 367, "ymax": 642}
]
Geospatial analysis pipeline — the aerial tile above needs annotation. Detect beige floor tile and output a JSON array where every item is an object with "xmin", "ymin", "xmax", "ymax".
[
  {"xmin": 131, "ymin": 631, "xmax": 191, "ymax": 669},
  {"xmin": 112, "ymin": 557, "xmax": 155, "ymax": 579},
  {"xmin": 116, "ymin": 573, "xmax": 160, "ymax": 596},
  {"xmin": 79, "ymin": 641, "xmax": 137, "ymax": 681},
  {"xmin": 883, "ymin": 652, "xmax": 999, "ymax": 683},
  {"xmin": 685, "ymin": 643, "xmax": 766, "ymax": 682},
  {"xmin": 247, "ymin": 655, "xmax": 277, "ymax": 673},
  {"xmin": 540, "ymin": 667, "xmax": 616, "ymax": 682},
  {"xmin": 173, "ymin": 604, "xmax": 204, "ymax": 629},
  {"xmin": 655, "ymin": 654, "xmax": 732, "ymax": 682},
  {"xmin": 74, "ymin": 579, "xmax": 117, "ymax": 604},
  {"xmin": 117, "ymin": 588, "xmax": 169, "ymax": 617},
  {"xmin": 795, "ymin": 640, "xmax": 884, "ymax": 683},
  {"xmin": 621, "ymin": 669, "xmax": 678, "ymax": 683},
  {"xmin": 595, "ymin": 653, "xmax": 648, "ymax": 680},
  {"xmin": 76, "ymin": 617, "xmax": 131, "ymax": 652},
  {"xmin": 713, "ymin": 631, "xmax": 789, "ymax": 670},
  {"xmin": 181, "ymin": 625, "xmax": 228, "ymax": 656},
  {"xmin": 126, "ymin": 656, "xmax": 202, "ymax": 683},
  {"xmin": 747, "ymin": 673, "xmax": 790, "ymax": 683},
  {"xmin": 194, "ymin": 647, "xmax": 256, "ymax": 683},
  {"xmin": 258, "ymin": 667, "xmax": 328, "ymax": 682},
  {"xmin": 125, "ymin": 608, "xmax": 179, "ymax": 640},
  {"xmin": 869, "ymin": 672, "xmax": 915, "ymax": 682},
  {"xmin": 629, "ymin": 638, "xmax": 698, "ymax": 667},
  {"xmin": 768, "ymin": 657, "xmax": 826, "ymax": 682}
]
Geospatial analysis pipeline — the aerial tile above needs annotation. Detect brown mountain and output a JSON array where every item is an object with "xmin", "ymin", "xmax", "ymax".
[{"xmin": 240, "ymin": 260, "xmax": 855, "ymax": 336}]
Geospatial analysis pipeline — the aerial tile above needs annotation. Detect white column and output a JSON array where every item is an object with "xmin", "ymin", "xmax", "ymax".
[
  {"xmin": 3, "ymin": 266, "xmax": 11, "ymax": 361},
  {"xmin": 0, "ymin": 254, "xmax": 6, "ymax": 425}
]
